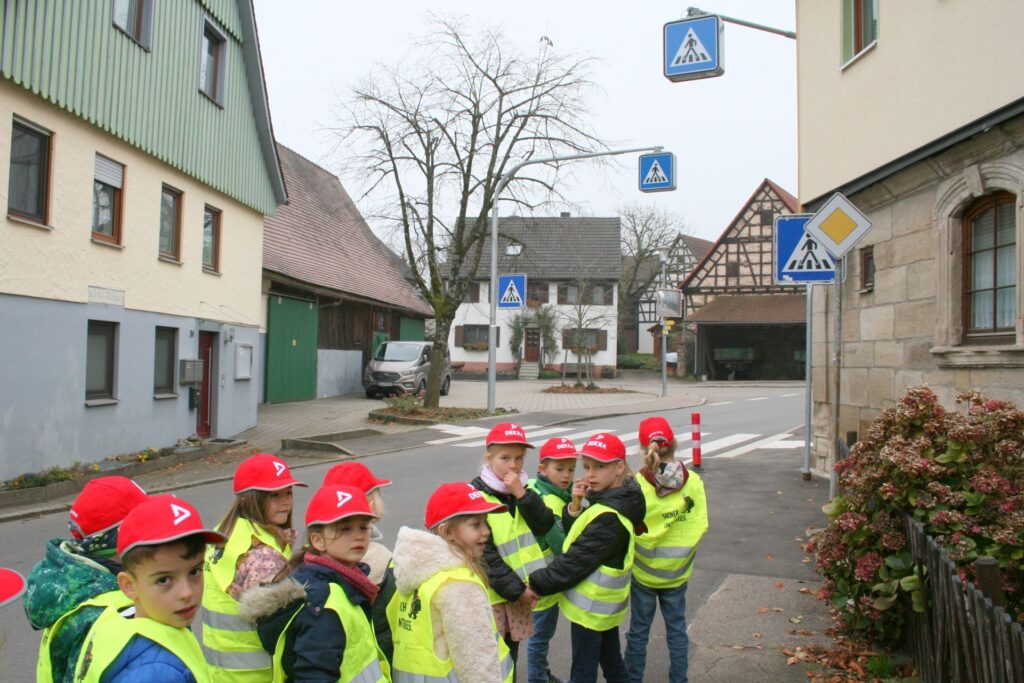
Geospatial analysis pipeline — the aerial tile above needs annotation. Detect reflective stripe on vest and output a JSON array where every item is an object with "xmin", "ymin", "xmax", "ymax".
[
  {"xmin": 557, "ymin": 504, "xmax": 634, "ymax": 630},
  {"xmin": 388, "ymin": 566, "xmax": 513, "ymax": 683},
  {"xmin": 201, "ymin": 517, "xmax": 289, "ymax": 680},
  {"xmin": 479, "ymin": 492, "xmax": 548, "ymax": 606},
  {"xmin": 634, "ymin": 474, "xmax": 706, "ymax": 589},
  {"xmin": 271, "ymin": 582, "xmax": 389, "ymax": 683},
  {"xmin": 37, "ymin": 589, "xmax": 132, "ymax": 683},
  {"xmin": 73, "ymin": 604, "xmax": 210, "ymax": 683}
]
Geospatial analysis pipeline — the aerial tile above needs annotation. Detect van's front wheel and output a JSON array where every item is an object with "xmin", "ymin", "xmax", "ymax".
[
  {"xmin": 440, "ymin": 376, "xmax": 451, "ymax": 396},
  {"xmin": 417, "ymin": 380, "xmax": 427, "ymax": 396}
]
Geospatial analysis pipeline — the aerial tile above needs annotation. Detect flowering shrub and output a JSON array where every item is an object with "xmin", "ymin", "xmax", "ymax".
[{"xmin": 805, "ymin": 386, "xmax": 1024, "ymax": 644}]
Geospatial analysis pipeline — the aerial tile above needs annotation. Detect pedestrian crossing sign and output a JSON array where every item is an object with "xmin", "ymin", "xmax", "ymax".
[
  {"xmin": 638, "ymin": 152, "xmax": 676, "ymax": 192},
  {"xmin": 774, "ymin": 214, "xmax": 836, "ymax": 284},
  {"xmin": 664, "ymin": 14, "xmax": 724, "ymax": 82},
  {"xmin": 497, "ymin": 273, "xmax": 527, "ymax": 309}
]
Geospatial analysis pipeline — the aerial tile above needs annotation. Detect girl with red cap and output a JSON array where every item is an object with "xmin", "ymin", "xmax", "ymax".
[
  {"xmin": 201, "ymin": 453, "xmax": 306, "ymax": 682},
  {"xmin": 624, "ymin": 417, "xmax": 708, "ymax": 683},
  {"xmin": 525, "ymin": 433, "xmax": 647, "ymax": 683},
  {"xmin": 387, "ymin": 482, "xmax": 515, "ymax": 682},
  {"xmin": 240, "ymin": 484, "xmax": 390, "ymax": 683}
]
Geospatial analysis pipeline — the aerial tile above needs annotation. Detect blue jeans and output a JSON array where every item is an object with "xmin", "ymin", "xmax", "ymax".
[
  {"xmin": 527, "ymin": 606, "xmax": 560, "ymax": 682},
  {"xmin": 569, "ymin": 621, "xmax": 629, "ymax": 683},
  {"xmin": 624, "ymin": 580, "xmax": 689, "ymax": 683}
]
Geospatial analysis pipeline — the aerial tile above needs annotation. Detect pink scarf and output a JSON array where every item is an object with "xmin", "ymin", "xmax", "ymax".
[
  {"xmin": 304, "ymin": 552, "xmax": 380, "ymax": 604},
  {"xmin": 479, "ymin": 464, "xmax": 528, "ymax": 495}
]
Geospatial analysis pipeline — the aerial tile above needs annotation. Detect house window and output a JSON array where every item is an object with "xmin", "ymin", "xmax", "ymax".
[
  {"xmin": 464, "ymin": 281, "xmax": 481, "ymax": 304},
  {"xmin": 159, "ymin": 185, "xmax": 182, "ymax": 260},
  {"xmin": 589, "ymin": 284, "xmax": 612, "ymax": 306},
  {"xmin": 759, "ymin": 210, "xmax": 775, "ymax": 227},
  {"xmin": 92, "ymin": 154, "xmax": 124, "ymax": 243},
  {"xmin": 112, "ymin": 0, "xmax": 152, "ymax": 49},
  {"xmin": 464, "ymin": 325, "xmax": 488, "ymax": 345},
  {"xmin": 860, "ymin": 245, "xmax": 875, "ymax": 291},
  {"xmin": 7, "ymin": 118, "xmax": 51, "ymax": 224},
  {"xmin": 199, "ymin": 21, "xmax": 227, "ymax": 103},
  {"xmin": 562, "ymin": 328, "xmax": 608, "ymax": 352},
  {"xmin": 455, "ymin": 324, "xmax": 497, "ymax": 350},
  {"xmin": 86, "ymin": 321, "xmax": 117, "ymax": 400},
  {"xmin": 725, "ymin": 262, "xmax": 740, "ymax": 278},
  {"xmin": 154, "ymin": 327, "xmax": 177, "ymax": 395},
  {"xmin": 203, "ymin": 205, "xmax": 220, "ymax": 272},
  {"xmin": 842, "ymin": 0, "xmax": 878, "ymax": 64},
  {"xmin": 527, "ymin": 281, "xmax": 549, "ymax": 304},
  {"xmin": 557, "ymin": 284, "xmax": 580, "ymax": 305},
  {"xmin": 963, "ymin": 193, "xmax": 1016, "ymax": 341}
]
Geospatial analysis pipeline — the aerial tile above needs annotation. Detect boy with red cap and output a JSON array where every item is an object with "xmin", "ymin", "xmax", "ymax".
[
  {"xmin": 25, "ymin": 476, "xmax": 147, "ymax": 683},
  {"xmin": 624, "ymin": 417, "xmax": 708, "ymax": 683},
  {"xmin": 322, "ymin": 461, "xmax": 396, "ymax": 663},
  {"xmin": 525, "ymin": 437, "xmax": 579, "ymax": 683},
  {"xmin": 471, "ymin": 422, "xmax": 556, "ymax": 677},
  {"xmin": 201, "ymin": 453, "xmax": 306, "ymax": 682},
  {"xmin": 239, "ymin": 484, "xmax": 390, "ymax": 682},
  {"xmin": 72, "ymin": 494, "xmax": 227, "ymax": 682},
  {"xmin": 387, "ymin": 482, "xmax": 515, "ymax": 682},
  {"xmin": 526, "ymin": 433, "xmax": 646, "ymax": 683}
]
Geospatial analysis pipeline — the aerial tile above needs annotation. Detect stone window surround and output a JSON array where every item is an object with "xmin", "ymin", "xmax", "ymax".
[{"xmin": 931, "ymin": 161, "xmax": 1024, "ymax": 368}]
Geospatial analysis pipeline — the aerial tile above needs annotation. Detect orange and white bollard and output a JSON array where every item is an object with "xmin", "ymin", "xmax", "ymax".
[{"xmin": 691, "ymin": 411, "xmax": 702, "ymax": 468}]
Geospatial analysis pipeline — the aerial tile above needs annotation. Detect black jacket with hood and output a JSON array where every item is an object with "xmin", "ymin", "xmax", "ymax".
[
  {"xmin": 527, "ymin": 478, "xmax": 647, "ymax": 597},
  {"xmin": 470, "ymin": 475, "xmax": 556, "ymax": 602}
]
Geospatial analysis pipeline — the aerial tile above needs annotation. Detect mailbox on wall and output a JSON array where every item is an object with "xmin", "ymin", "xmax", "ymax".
[{"xmin": 180, "ymin": 359, "xmax": 204, "ymax": 384}]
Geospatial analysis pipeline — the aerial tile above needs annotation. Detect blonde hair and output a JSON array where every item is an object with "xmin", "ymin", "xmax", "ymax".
[
  {"xmin": 368, "ymin": 490, "xmax": 385, "ymax": 521},
  {"xmin": 215, "ymin": 489, "xmax": 293, "ymax": 549},
  {"xmin": 434, "ymin": 516, "xmax": 490, "ymax": 587},
  {"xmin": 641, "ymin": 439, "xmax": 678, "ymax": 473}
]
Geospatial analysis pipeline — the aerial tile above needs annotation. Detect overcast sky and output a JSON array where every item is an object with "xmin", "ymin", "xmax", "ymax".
[{"xmin": 251, "ymin": 1, "xmax": 796, "ymax": 243}]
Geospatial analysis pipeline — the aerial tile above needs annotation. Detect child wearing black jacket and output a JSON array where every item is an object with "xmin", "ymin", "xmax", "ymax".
[{"xmin": 526, "ymin": 433, "xmax": 646, "ymax": 683}]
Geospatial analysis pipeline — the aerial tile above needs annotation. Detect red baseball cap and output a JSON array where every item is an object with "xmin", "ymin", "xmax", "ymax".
[
  {"xmin": 305, "ymin": 485, "xmax": 377, "ymax": 527},
  {"xmin": 233, "ymin": 453, "xmax": 307, "ymax": 494},
  {"xmin": 486, "ymin": 422, "xmax": 535, "ymax": 448},
  {"xmin": 0, "ymin": 568, "xmax": 26, "ymax": 608},
  {"xmin": 639, "ymin": 417, "xmax": 675, "ymax": 447},
  {"xmin": 425, "ymin": 482, "xmax": 507, "ymax": 529},
  {"xmin": 538, "ymin": 437, "xmax": 579, "ymax": 461},
  {"xmin": 117, "ymin": 495, "xmax": 226, "ymax": 556},
  {"xmin": 322, "ymin": 462, "xmax": 392, "ymax": 495},
  {"xmin": 578, "ymin": 433, "xmax": 627, "ymax": 462},
  {"xmin": 69, "ymin": 476, "xmax": 148, "ymax": 539}
]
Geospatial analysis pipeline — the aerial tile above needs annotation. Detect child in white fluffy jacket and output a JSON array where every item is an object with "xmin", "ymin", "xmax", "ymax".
[{"xmin": 387, "ymin": 482, "xmax": 515, "ymax": 682}]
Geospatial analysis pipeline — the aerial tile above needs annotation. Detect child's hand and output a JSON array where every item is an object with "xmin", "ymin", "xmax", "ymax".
[
  {"xmin": 504, "ymin": 472, "xmax": 526, "ymax": 499},
  {"xmin": 571, "ymin": 478, "xmax": 588, "ymax": 500},
  {"xmin": 519, "ymin": 587, "xmax": 539, "ymax": 609}
]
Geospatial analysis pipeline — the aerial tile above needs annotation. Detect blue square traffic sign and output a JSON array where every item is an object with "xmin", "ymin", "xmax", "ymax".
[
  {"xmin": 638, "ymin": 152, "xmax": 676, "ymax": 193},
  {"xmin": 664, "ymin": 15, "xmax": 724, "ymax": 82},
  {"xmin": 774, "ymin": 215, "xmax": 836, "ymax": 284},
  {"xmin": 497, "ymin": 274, "xmax": 527, "ymax": 309}
]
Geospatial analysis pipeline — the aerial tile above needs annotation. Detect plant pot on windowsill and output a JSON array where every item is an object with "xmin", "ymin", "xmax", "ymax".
[
  {"xmin": 526, "ymin": 299, "xmax": 542, "ymax": 308},
  {"xmin": 464, "ymin": 341, "xmax": 489, "ymax": 352}
]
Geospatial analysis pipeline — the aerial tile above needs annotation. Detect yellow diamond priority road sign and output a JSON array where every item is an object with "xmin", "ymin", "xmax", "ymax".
[{"xmin": 803, "ymin": 193, "xmax": 873, "ymax": 259}]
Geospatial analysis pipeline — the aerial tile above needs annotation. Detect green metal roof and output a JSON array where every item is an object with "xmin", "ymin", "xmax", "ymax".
[{"xmin": 0, "ymin": 0, "xmax": 286, "ymax": 214}]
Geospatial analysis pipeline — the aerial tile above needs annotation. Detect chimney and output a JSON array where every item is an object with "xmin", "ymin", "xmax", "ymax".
[{"xmin": 560, "ymin": 211, "xmax": 570, "ymax": 218}]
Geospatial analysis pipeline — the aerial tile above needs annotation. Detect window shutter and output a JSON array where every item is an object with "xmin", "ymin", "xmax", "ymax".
[
  {"xmin": 598, "ymin": 330, "xmax": 608, "ymax": 351},
  {"xmin": 95, "ymin": 155, "xmax": 123, "ymax": 188},
  {"xmin": 455, "ymin": 326, "xmax": 464, "ymax": 347},
  {"xmin": 557, "ymin": 285, "xmax": 566, "ymax": 305},
  {"xmin": 471, "ymin": 282, "xmax": 481, "ymax": 304}
]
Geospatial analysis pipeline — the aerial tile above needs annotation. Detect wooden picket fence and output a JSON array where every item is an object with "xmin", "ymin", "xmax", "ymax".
[{"xmin": 903, "ymin": 516, "xmax": 1024, "ymax": 683}]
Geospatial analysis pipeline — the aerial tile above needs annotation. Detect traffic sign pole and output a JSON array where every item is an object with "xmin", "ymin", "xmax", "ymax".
[{"xmin": 803, "ymin": 283, "xmax": 813, "ymax": 481}]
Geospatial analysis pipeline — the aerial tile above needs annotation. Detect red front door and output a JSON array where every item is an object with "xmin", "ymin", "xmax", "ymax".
[
  {"xmin": 524, "ymin": 328, "xmax": 540, "ymax": 363},
  {"xmin": 197, "ymin": 332, "xmax": 215, "ymax": 438}
]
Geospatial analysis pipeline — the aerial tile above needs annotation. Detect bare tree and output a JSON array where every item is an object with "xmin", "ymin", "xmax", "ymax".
[
  {"xmin": 332, "ymin": 17, "xmax": 602, "ymax": 407},
  {"xmin": 558, "ymin": 269, "xmax": 615, "ymax": 388}
]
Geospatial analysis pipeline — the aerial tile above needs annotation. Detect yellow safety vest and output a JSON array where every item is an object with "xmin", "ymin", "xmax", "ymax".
[
  {"xmin": 526, "ymin": 481, "xmax": 567, "ymax": 611},
  {"xmin": 634, "ymin": 472, "xmax": 709, "ymax": 589},
  {"xmin": 387, "ymin": 566, "xmax": 513, "ymax": 682},
  {"xmin": 72, "ymin": 603, "xmax": 210, "ymax": 682},
  {"xmin": 37, "ymin": 589, "xmax": 133, "ymax": 683},
  {"xmin": 201, "ymin": 518, "xmax": 290, "ymax": 681},
  {"xmin": 479, "ymin": 492, "xmax": 549, "ymax": 605},
  {"xmin": 558, "ymin": 503, "xmax": 635, "ymax": 631},
  {"xmin": 272, "ymin": 583, "xmax": 390, "ymax": 683}
]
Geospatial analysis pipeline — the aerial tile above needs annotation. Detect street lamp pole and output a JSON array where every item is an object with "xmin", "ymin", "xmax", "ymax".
[{"xmin": 487, "ymin": 145, "xmax": 665, "ymax": 414}]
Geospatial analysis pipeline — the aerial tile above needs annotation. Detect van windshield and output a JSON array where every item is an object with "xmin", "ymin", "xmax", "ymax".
[{"xmin": 374, "ymin": 342, "xmax": 422, "ymax": 362}]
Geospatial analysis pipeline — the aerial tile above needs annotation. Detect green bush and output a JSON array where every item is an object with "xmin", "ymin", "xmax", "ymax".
[
  {"xmin": 538, "ymin": 369, "xmax": 560, "ymax": 379},
  {"xmin": 616, "ymin": 353, "xmax": 646, "ymax": 369},
  {"xmin": 601, "ymin": 366, "xmax": 616, "ymax": 379},
  {"xmin": 383, "ymin": 394, "xmax": 424, "ymax": 414},
  {"xmin": 806, "ymin": 386, "xmax": 1024, "ymax": 644}
]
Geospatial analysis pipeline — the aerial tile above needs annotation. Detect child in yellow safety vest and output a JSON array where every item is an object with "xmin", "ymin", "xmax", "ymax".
[
  {"xmin": 525, "ymin": 437, "xmax": 579, "ymax": 683},
  {"xmin": 72, "ymin": 494, "xmax": 228, "ymax": 682},
  {"xmin": 388, "ymin": 481, "xmax": 515, "ymax": 682},
  {"xmin": 239, "ymin": 484, "xmax": 390, "ymax": 682},
  {"xmin": 201, "ymin": 453, "xmax": 306, "ymax": 682},
  {"xmin": 623, "ymin": 417, "xmax": 708, "ymax": 683},
  {"xmin": 322, "ymin": 460, "xmax": 396, "ymax": 664},
  {"xmin": 25, "ymin": 476, "xmax": 148, "ymax": 683},
  {"xmin": 525, "ymin": 433, "xmax": 647, "ymax": 683}
]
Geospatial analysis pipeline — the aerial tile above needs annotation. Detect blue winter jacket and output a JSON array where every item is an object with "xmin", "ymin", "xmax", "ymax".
[{"xmin": 100, "ymin": 635, "xmax": 197, "ymax": 683}]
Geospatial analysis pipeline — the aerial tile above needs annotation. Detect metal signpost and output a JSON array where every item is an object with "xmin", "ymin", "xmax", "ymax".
[{"xmin": 663, "ymin": 14, "xmax": 724, "ymax": 82}]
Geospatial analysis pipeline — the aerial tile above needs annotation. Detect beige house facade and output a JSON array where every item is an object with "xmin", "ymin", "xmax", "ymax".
[{"xmin": 797, "ymin": 1, "xmax": 1024, "ymax": 472}]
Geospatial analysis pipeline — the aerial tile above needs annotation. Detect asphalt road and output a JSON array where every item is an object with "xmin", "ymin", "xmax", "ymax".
[{"xmin": 0, "ymin": 384, "xmax": 817, "ymax": 681}]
